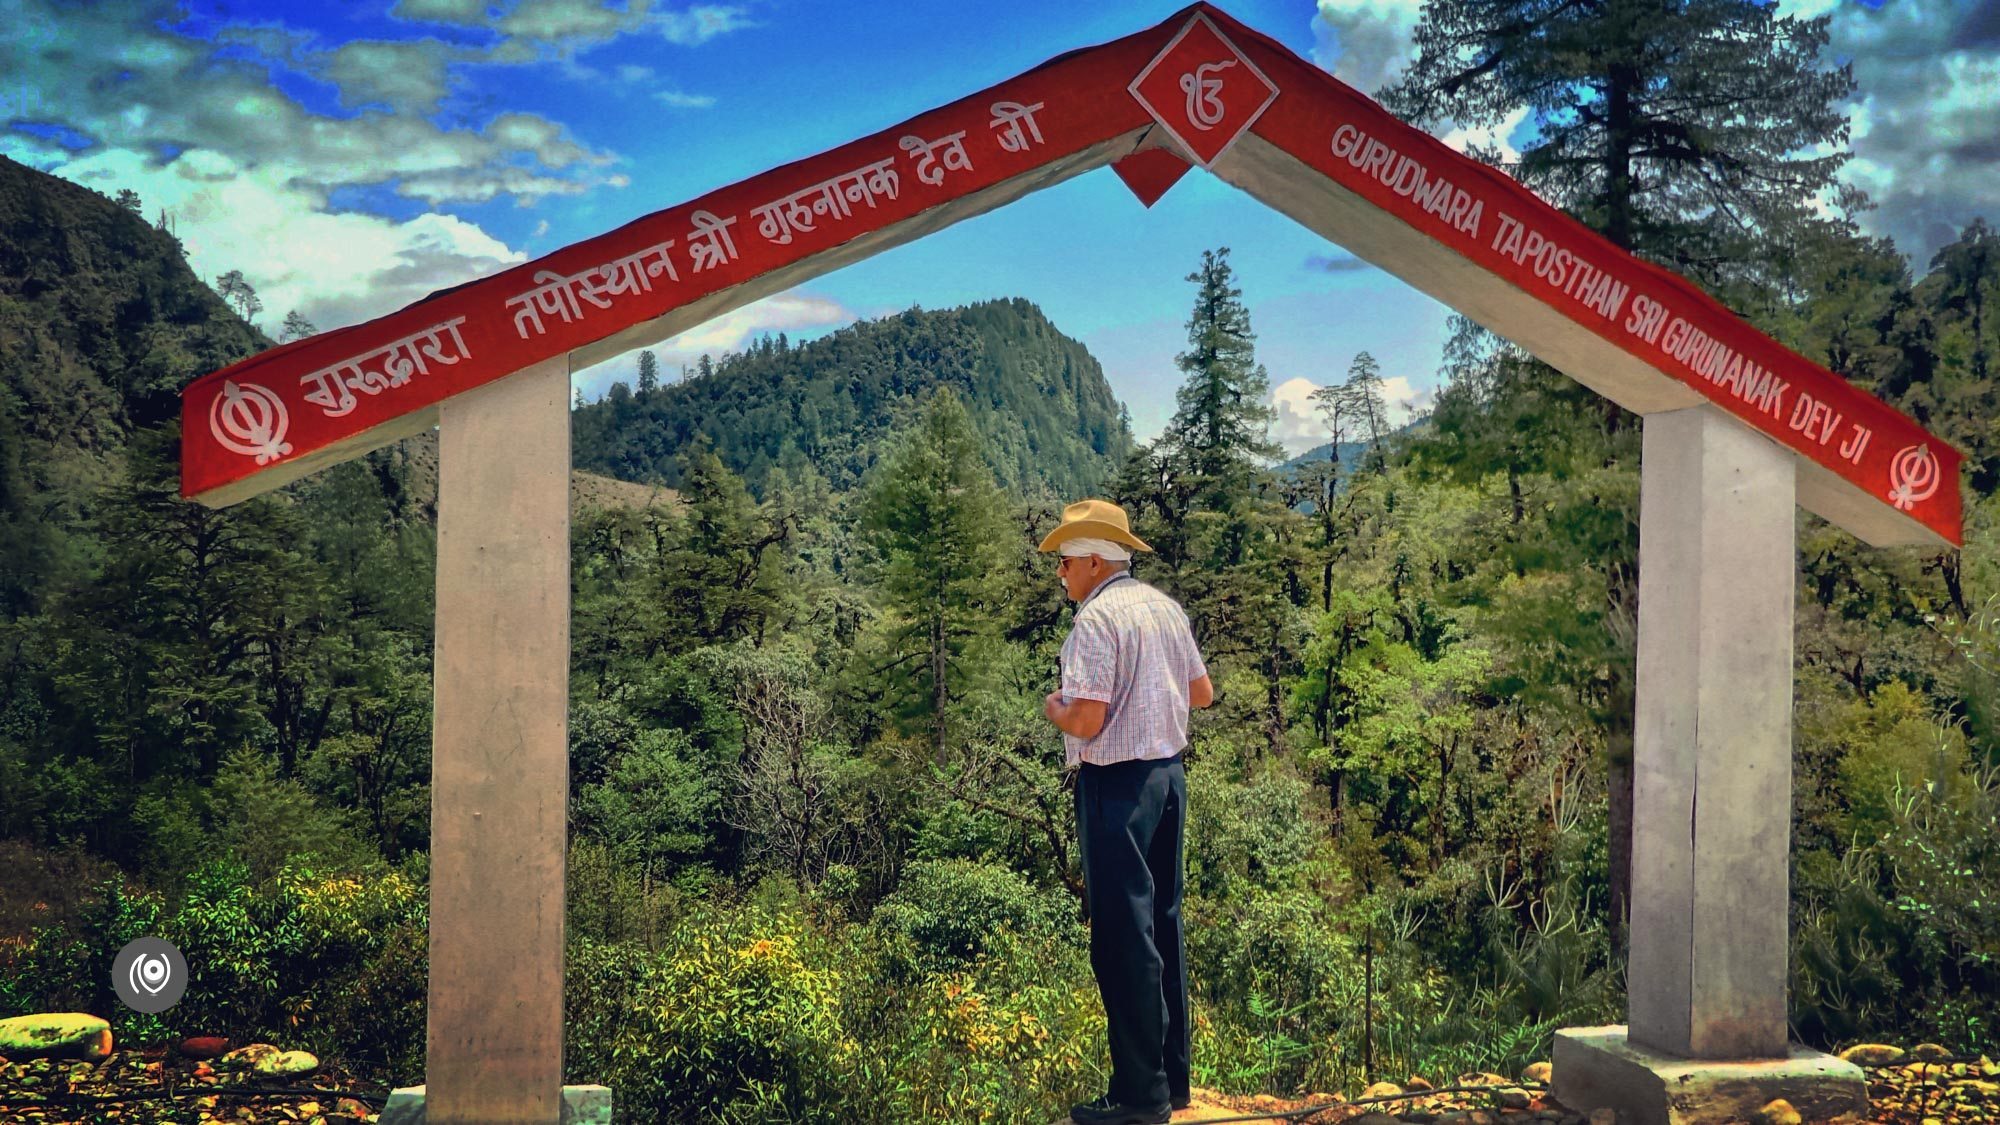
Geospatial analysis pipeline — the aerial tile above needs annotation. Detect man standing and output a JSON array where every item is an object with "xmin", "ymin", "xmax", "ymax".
[{"xmin": 1039, "ymin": 499, "xmax": 1214, "ymax": 1125}]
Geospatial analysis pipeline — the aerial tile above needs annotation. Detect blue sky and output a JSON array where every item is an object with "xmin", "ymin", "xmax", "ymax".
[{"xmin": 4, "ymin": 0, "xmax": 1994, "ymax": 454}]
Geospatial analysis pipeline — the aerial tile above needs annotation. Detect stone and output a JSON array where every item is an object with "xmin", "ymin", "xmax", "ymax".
[
  {"xmin": 1409, "ymin": 1075, "xmax": 1436, "ymax": 1090},
  {"xmin": 1497, "ymin": 1088, "xmax": 1532, "ymax": 1110},
  {"xmin": 377, "ymin": 1083, "xmax": 613, "ymax": 1125},
  {"xmin": 1462, "ymin": 1071, "xmax": 1512, "ymax": 1087},
  {"xmin": 335, "ymin": 1097, "xmax": 372, "ymax": 1117},
  {"xmin": 1555, "ymin": 1028, "xmax": 1865, "ymax": 1125},
  {"xmin": 1363, "ymin": 1081, "xmax": 1406, "ymax": 1100},
  {"xmin": 1352, "ymin": 1115, "xmax": 1402, "ymax": 1125},
  {"xmin": 1911, "ymin": 1043, "xmax": 1950, "ymax": 1062},
  {"xmin": 254, "ymin": 1049, "xmax": 319, "ymax": 1077},
  {"xmin": 218, "ymin": 1043, "xmax": 281, "ymax": 1071},
  {"xmin": 0, "ymin": 1013, "xmax": 111, "ymax": 1060},
  {"xmin": 1469, "ymin": 1112, "xmax": 1499, "ymax": 1125},
  {"xmin": 180, "ymin": 1036, "xmax": 230, "ymax": 1060},
  {"xmin": 1837, "ymin": 1043, "xmax": 1904, "ymax": 1066},
  {"xmin": 1752, "ymin": 1099, "xmax": 1801, "ymax": 1125},
  {"xmin": 1588, "ymin": 1110, "xmax": 1618, "ymax": 1125},
  {"xmin": 1523, "ymin": 1062, "xmax": 1554, "ymax": 1084}
]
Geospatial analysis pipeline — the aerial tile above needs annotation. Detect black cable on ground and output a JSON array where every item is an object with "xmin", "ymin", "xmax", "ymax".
[{"xmin": 0, "ymin": 1080, "xmax": 389, "ymax": 1110}]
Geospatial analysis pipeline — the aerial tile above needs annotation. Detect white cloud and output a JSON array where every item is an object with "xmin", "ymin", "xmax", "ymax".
[
  {"xmin": 656, "ymin": 5, "xmax": 756, "ymax": 46},
  {"xmin": 20, "ymin": 144, "xmax": 526, "ymax": 336},
  {"xmin": 1268, "ymin": 373, "xmax": 1433, "ymax": 457},
  {"xmin": 572, "ymin": 292, "xmax": 858, "ymax": 400},
  {"xmin": 656, "ymin": 90, "xmax": 719, "ymax": 109},
  {"xmin": 1, "ymin": 0, "xmax": 622, "ymax": 208},
  {"xmin": 389, "ymin": 0, "xmax": 493, "ymax": 26},
  {"xmin": 393, "ymin": 0, "xmax": 755, "ymax": 51},
  {"xmin": 1438, "ymin": 105, "xmax": 1529, "ymax": 166},
  {"xmin": 1270, "ymin": 376, "xmax": 1330, "ymax": 456},
  {"xmin": 323, "ymin": 39, "xmax": 469, "ymax": 115},
  {"xmin": 1311, "ymin": 0, "xmax": 1426, "ymax": 96}
]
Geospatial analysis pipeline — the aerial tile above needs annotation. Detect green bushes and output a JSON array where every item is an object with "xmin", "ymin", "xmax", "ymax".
[
  {"xmin": 562, "ymin": 865, "xmax": 1103, "ymax": 1124},
  {"xmin": 0, "ymin": 858, "xmax": 427, "ymax": 1076},
  {"xmin": 870, "ymin": 858, "xmax": 1078, "ymax": 968},
  {"xmin": 591, "ymin": 905, "xmax": 857, "ymax": 1122},
  {"xmin": 1793, "ymin": 753, "xmax": 2000, "ymax": 1052}
]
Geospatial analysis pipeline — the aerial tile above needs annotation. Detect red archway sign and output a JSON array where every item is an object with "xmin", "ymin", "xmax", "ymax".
[{"xmin": 182, "ymin": 3, "xmax": 1962, "ymax": 548}]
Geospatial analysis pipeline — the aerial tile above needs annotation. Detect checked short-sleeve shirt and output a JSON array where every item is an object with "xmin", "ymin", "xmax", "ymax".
[{"xmin": 1059, "ymin": 573, "xmax": 1209, "ymax": 768}]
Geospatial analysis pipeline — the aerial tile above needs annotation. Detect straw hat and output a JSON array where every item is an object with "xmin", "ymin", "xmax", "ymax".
[{"xmin": 1036, "ymin": 498, "xmax": 1153, "ymax": 554}]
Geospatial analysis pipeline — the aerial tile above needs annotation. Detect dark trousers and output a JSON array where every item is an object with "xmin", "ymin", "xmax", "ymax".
[{"xmin": 1075, "ymin": 755, "xmax": 1189, "ymax": 1109}]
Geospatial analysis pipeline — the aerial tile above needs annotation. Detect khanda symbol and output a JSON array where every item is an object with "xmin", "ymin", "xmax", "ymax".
[
  {"xmin": 1886, "ymin": 444, "xmax": 1940, "ymax": 512},
  {"xmin": 209, "ymin": 379, "xmax": 294, "ymax": 465},
  {"xmin": 1179, "ymin": 58, "xmax": 1237, "ymax": 131}
]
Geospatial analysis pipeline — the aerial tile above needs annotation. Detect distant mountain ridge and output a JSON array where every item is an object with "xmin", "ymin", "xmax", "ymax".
[{"xmin": 571, "ymin": 299, "xmax": 1135, "ymax": 499}]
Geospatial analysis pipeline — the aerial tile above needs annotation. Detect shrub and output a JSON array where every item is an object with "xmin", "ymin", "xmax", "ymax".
[
  {"xmin": 870, "ymin": 858, "xmax": 1078, "ymax": 969},
  {"xmin": 591, "ymin": 904, "xmax": 861, "ymax": 1122}
]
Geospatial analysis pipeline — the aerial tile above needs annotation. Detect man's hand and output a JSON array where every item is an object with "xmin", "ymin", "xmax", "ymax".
[{"xmin": 1044, "ymin": 692, "xmax": 1108, "ymax": 739}]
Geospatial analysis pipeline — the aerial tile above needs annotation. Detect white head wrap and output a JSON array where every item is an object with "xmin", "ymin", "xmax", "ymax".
[{"xmin": 1058, "ymin": 537, "xmax": 1132, "ymax": 562}]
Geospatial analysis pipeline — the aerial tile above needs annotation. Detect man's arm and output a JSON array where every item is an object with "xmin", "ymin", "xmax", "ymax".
[
  {"xmin": 1044, "ymin": 692, "xmax": 1109, "ymax": 739},
  {"xmin": 1189, "ymin": 674, "xmax": 1214, "ymax": 710}
]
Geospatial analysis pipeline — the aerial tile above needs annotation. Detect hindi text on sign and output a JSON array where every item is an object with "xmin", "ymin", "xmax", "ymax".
[{"xmin": 300, "ymin": 317, "xmax": 473, "ymax": 419}]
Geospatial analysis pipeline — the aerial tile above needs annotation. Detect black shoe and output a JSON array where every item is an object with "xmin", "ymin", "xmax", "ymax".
[
  {"xmin": 1171, "ymin": 1092, "xmax": 1191, "ymax": 1111},
  {"xmin": 1070, "ymin": 1093, "xmax": 1173, "ymax": 1124}
]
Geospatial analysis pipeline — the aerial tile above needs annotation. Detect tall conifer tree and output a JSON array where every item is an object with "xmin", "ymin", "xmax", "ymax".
[
  {"xmin": 1169, "ymin": 247, "xmax": 1282, "ymax": 503},
  {"xmin": 855, "ymin": 389, "xmax": 1010, "ymax": 757},
  {"xmin": 1383, "ymin": 0, "xmax": 1854, "ymax": 300}
]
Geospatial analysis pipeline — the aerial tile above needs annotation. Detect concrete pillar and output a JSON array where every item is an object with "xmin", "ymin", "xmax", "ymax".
[
  {"xmin": 428, "ymin": 355, "xmax": 572, "ymax": 1124},
  {"xmin": 1627, "ymin": 403, "xmax": 1794, "ymax": 1060}
]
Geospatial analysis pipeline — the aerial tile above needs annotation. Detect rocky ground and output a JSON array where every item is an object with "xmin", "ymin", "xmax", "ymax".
[
  {"xmin": 1146, "ymin": 1046, "xmax": 2000, "ymax": 1125},
  {"xmin": 0, "ymin": 1047, "xmax": 386, "ymax": 1125},
  {"xmin": 0, "ymin": 1042, "xmax": 1993, "ymax": 1123}
]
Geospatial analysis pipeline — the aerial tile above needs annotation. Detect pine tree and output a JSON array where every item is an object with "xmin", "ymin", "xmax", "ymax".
[
  {"xmin": 280, "ymin": 310, "xmax": 317, "ymax": 343},
  {"xmin": 1168, "ymin": 247, "xmax": 1282, "ymax": 503},
  {"xmin": 214, "ymin": 269, "xmax": 263, "ymax": 326},
  {"xmin": 1930, "ymin": 218, "xmax": 1995, "ymax": 384},
  {"xmin": 1129, "ymin": 248, "xmax": 1309, "ymax": 756},
  {"xmin": 1341, "ymin": 351, "xmax": 1389, "ymax": 471},
  {"xmin": 637, "ymin": 349, "xmax": 660, "ymax": 397},
  {"xmin": 1384, "ymin": 0, "xmax": 1854, "ymax": 300},
  {"xmin": 655, "ymin": 444, "xmax": 788, "ymax": 651},
  {"xmin": 854, "ymin": 389, "xmax": 1010, "ymax": 758}
]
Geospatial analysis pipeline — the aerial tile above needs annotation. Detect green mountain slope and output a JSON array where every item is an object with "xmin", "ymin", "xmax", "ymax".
[
  {"xmin": 0, "ymin": 156, "xmax": 267, "ymax": 487},
  {"xmin": 572, "ymin": 298, "xmax": 1135, "ymax": 498}
]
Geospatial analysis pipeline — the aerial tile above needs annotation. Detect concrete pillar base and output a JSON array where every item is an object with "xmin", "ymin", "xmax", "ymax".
[
  {"xmin": 378, "ymin": 1083, "xmax": 613, "ymax": 1125},
  {"xmin": 1553, "ymin": 1027, "xmax": 1866, "ymax": 1125}
]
